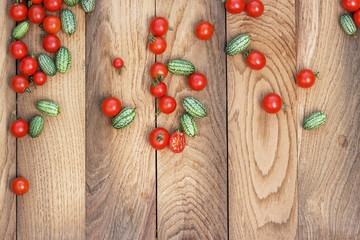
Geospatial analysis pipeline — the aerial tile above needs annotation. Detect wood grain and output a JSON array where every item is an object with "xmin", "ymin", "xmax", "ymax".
[
  {"xmin": 85, "ymin": 1, "xmax": 156, "ymax": 239},
  {"xmin": 17, "ymin": 5, "xmax": 86, "ymax": 239},
  {"xmin": 0, "ymin": 1, "xmax": 16, "ymax": 239},
  {"xmin": 227, "ymin": 0, "xmax": 298, "ymax": 239},
  {"xmin": 297, "ymin": 1, "xmax": 360, "ymax": 239},
  {"xmin": 156, "ymin": 1, "xmax": 227, "ymax": 239}
]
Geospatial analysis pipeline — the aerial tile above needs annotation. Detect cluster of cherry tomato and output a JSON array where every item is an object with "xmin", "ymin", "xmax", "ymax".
[
  {"xmin": 342, "ymin": 0, "xmax": 360, "ymax": 27},
  {"xmin": 224, "ymin": 0, "xmax": 264, "ymax": 18}
]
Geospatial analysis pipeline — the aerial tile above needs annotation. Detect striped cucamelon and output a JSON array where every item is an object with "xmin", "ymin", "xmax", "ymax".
[
  {"xmin": 80, "ymin": 0, "xmax": 95, "ymax": 13},
  {"xmin": 340, "ymin": 15, "xmax": 356, "ymax": 36},
  {"xmin": 226, "ymin": 34, "xmax": 251, "ymax": 56},
  {"xmin": 61, "ymin": 9, "xmax": 77, "ymax": 35},
  {"xmin": 29, "ymin": 115, "xmax": 44, "ymax": 138},
  {"xmin": 38, "ymin": 54, "xmax": 56, "ymax": 76},
  {"xmin": 12, "ymin": 21, "xmax": 29, "ymax": 40},
  {"xmin": 112, "ymin": 107, "xmax": 136, "ymax": 129},
  {"xmin": 302, "ymin": 112, "xmax": 327, "ymax": 130},
  {"xmin": 180, "ymin": 113, "xmax": 198, "ymax": 137},
  {"xmin": 167, "ymin": 60, "xmax": 195, "ymax": 76},
  {"xmin": 36, "ymin": 100, "xmax": 60, "ymax": 116},
  {"xmin": 183, "ymin": 97, "xmax": 207, "ymax": 119},
  {"xmin": 64, "ymin": 0, "xmax": 80, "ymax": 7},
  {"xmin": 56, "ymin": 47, "xmax": 72, "ymax": 74}
]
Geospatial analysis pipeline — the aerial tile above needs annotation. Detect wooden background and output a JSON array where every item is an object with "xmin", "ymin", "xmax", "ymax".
[{"xmin": 0, "ymin": 0, "xmax": 359, "ymax": 239}]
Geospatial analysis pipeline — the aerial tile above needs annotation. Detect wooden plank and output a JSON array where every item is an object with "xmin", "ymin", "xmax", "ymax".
[
  {"xmin": 0, "ymin": 1, "xmax": 16, "ymax": 239},
  {"xmin": 156, "ymin": 1, "xmax": 227, "ymax": 239},
  {"xmin": 297, "ymin": 1, "xmax": 360, "ymax": 239},
  {"xmin": 17, "ymin": 5, "xmax": 86, "ymax": 239},
  {"xmin": 227, "ymin": 1, "xmax": 297, "ymax": 239},
  {"xmin": 85, "ymin": 1, "xmax": 156, "ymax": 239}
]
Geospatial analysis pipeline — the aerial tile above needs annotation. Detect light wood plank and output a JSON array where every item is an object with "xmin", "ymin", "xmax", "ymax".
[
  {"xmin": 156, "ymin": 1, "xmax": 227, "ymax": 239},
  {"xmin": 227, "ymin": 0, "xmax": 297, "ymax": 239},
  {"xmin": 85, "ymin": 1, "xmax": 156, "ymax": 239},
  {"xmin": 297, "ymin": 1, "xmax": 360, "ymax": 239},
  {"xmin": 0, "ymin": 1, "xmax": 16, "ymax": 239},
  {"xmin": 17, "ymin": 5, "xmax": 86, "ymax": 239}
]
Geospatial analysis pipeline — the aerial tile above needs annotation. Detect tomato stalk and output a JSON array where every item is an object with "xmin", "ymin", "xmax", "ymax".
[
  {"xmin": 156, "ymin": 133, "xmax": 164, "ymax": 142},
  {"xmin": 314, "ymin": 72, "xmax": 320, "ymax": 79},
  {"xmin": 149, "ymin": 37, "xmax": 157, "ymax": 43}
]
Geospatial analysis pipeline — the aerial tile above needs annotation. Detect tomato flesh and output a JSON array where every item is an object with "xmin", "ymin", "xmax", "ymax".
[{"xmin": 169, "ymin": 131, "xmax": 186, "ymax": 153}]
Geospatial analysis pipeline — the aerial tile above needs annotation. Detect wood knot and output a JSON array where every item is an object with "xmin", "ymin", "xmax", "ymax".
[{"xmin": 338, "ymin": 135, "xmax": 348, "ymax": 148}]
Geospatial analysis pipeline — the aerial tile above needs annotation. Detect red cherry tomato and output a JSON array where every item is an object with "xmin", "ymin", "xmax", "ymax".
[
  {"xmin": 158, "ymin": 96, "xmax": 176, "ymax": 114},
  {"xmin": 149, "ymin": 37, "xmax": 167, "ymax": 55},
  {"xmin": 32, "ymin": 0, "xmax": 44, "ymax": 3},
  {"xmin": 113, "ymin": 58, "xmax": 124, "ymax": 69},
  {"xmin": 150, "ymin": 62, "xmax": 168, "ymax": 80},
  {"xmin": 101, "ymin": 97, "xmax": 122, "ymax": 117},
  {"xmin": 262, "ymin": 93, "xmax": 283, "ymax": 114},
  {"xmin": 342, "ymin": 0, "xmax": 360, "ymax": 12},
  {"xmin": 296, "ymin": 69, "xmax": 317, "ymax": 88},
  {"xmin": 188, "ymin": 73, "xmax": 207, "ymax": 91},
  {"xmin": 150, "ymin": 17, "xmax": 171, "ymax": 37},
  {"xmin": 11, "ymin": 75, "xmax": 30, "ymax": 93},
  {"xmin": 150, "ymin": 81, "xmax": 167, "ymax": 98},
  {"xmin": 43, "ymin": 16, "xmax": 61, "ymax": 34},
  {"xmin": 28, "ymin": 5, "xmax": 46, "ymax": 24},
  {"xmin": 169, "ymin": 131, "xmax": 186, "ymax": 153},
  {"xmin": 9, "ymin": 3, "xmax": 28, "ymax": 22},
  {"xmin": 195, "ymin": 21, "xmax": 214, "ymax": 40},
  {"xmin": 44, "ymin": 0, "xmax": 63, "ymax": 12},
  {"xmin": 246, "ymin": 51, "xmax": 266, "ymax": 70},
  {"xmin": 354, "ymin": 10, "xmax": 360, "ymax": 27},
  {"xmin": 19, "ymin": 56, "xmax": 38, "ymax": 77},
  {"xmin": 11, "ymin": 177, "xmax": 29, "ymax": 195},
  {"xmin": 9, "ymin": 41, "xmax": 28, "ymax": 60},
  {"xmin": 10, "ymin": 119, "xmax": 29, "ymax": 138},
  {"xmin": 149, "ymin": 128, "xmax": 169, "ymax": 150},
  {"xmin": 225, "ymin": 0, "xmax": 246, "ymax": 14},
  {"xmin": 245, "ymin": 0, "xmax": 264, "ymax": 18},
  {"xmin": 42, "ymin": 34, "xmax": 61, "ymax": 53},
  {"xmin": 32, "ymin": 72, "xmax": 47, "ymax": 86}
]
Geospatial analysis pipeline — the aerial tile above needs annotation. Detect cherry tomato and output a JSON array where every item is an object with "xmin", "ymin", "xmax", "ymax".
[
  {"xmin": 32, "ymin": 0, "xmax": 44, "ymax": 3},
  {"xmin": 42, "ymin": 34, "xmax": 61, "ymax": 53},
  {"xmin": 101, "ymin": 97, "xmax": 122, "ymax": 117},
  {"xmin": 262, "ymin": 93, "xmax": 283, "ymax": 114},
  {"xmin": 32, "ymin": 72, "xmax": 47, "ymax": 86},
  {"xmin": 150, "ymin": 17, "xmax": 171, "ymax": 37},
  {"xmin": 113, "ymin": 58, "xmax": 124, "ymax": 69},
  {"xmin": 246, "ymin": 51, "xmax": 266, "ymax": 70},
  {"xmin": 158, "ymin": 96, "xmax": 176, "ymax": 114},
  {"xmin": 296, "ymin": 69, "xmax": 317, "ymax": 88},
  {"xmin": 149, "ymin": 37, "xmax": 167, "ymax": 55},
  {"xmin": 10, "ymin": 119, "xmax": 29, "ymax": 138},
  {"xmin": 44, "ymin": 0, "xmax": 63, "ymax": 12},
  {"xmin": 188, "ymin": 73, "xmax": 207, "ymax": 91},
  {"xmin": 150, "ymin": 62, "xmax": 168, "ymax": 80},
  {"xmin": 11, "ymin": 177, "xmax": 29, "ymax": 195},
  {"xmin": 9, "ymin": 41, "xmax": 28, "ymax": 60},
  {"xmin": 28, "ymin": 5, "xmax": 46, "ymax": 24},
  {"xmin": 43, "ymin": 16, "xmax": 61, "ymax": 34},
  {"xmin": 225, "ymin": 0, "xmax": 246, "ymax": 14},
  {"xmin": 150, "ymin": 81, "xmax": 167, "ymax": 98},
  {"xmin": 342, "ymin": 0, "xmax": 360, "ymax": 12},
  {"xmin": 354, "ymin": 10, "xmax": 360, "ymax": 27},
  {"xmin": 9, "ymin": 3, "xmax": 27, "ymax": 22},
  {"xmin": 19, "ymin": 56, "xmax": 38, "ymax": 77},
  {"xmin": 11, "ymin": 75, "xmax": 30, "ymax": 93},
  {"xmin": 195, "ymin": 21, "xmax": 214, "ymax": 40},
  {"xmin": 149, "ymin": 128, "xmax": 169, "ymax": 150},
  {"xmin": 169, "ymin": 131, "xmax": 186, "ymax": 153},
  {"xmin": 245, "ymin": 0, "xmax": 264, "ymax": 18}
]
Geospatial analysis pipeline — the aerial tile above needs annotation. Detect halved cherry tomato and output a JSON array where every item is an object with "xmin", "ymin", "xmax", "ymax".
[
  {"xmin": 19, "ymin": 56, "xmax": 38, "ymax": 76},
  {"xmin": 10, "ymin": 119, "xmax": 29, "ymax": 138},
  {"xmin": 9, "ymin": 3, "xmax": 28, "ymax": 22},
  {"xmin": 262, "ymin": 93, "xmax": 283, "ymax": 114},
  {"xmin": 169, "ymin": 131, "xmax": 186, "ymax": 153},
  {"xmin": 195, "ymin": 21, "xmax": 214, "ymax": 40},
  {"xmin": 43, "ymin": 16, "xmax": 61, "ymax": 34},
  {"xmin": 150, "ymin": 17, "xmax": 171, "ymax": 37},
  {"xmin": 32, "ymin": 72, "xmax": 47, "ymax": 86},
  {"xmin": 149, "ymin": 127, "xmax": 169, "ymax": 150},
  {"xmin": 149, "ymin": 37, "xmax": 167, "ymax": 55},
  {"xmin": 28, "ymin": 5, "xmax": 46, "ymax": 24},
  {"xmin": 44, "ymin": 0, "xmax": 63, "ymax": 12},
  {"xmin": 11, "ymin": 177, "xmax": 29, "ymax": 195},
  {"xmin": 150, "ymin": 62, "xmax": 168, "ymax": 80},
  {"xmin": 102, "ymin": 97, "xmax": 122, "ymax": 117},
  {"xmin": 150, "ymin": 81, "xmax": 167, "ymax": 98},
  {"xmin": 9, "ymin": 41, "xmax": 28, "ymax": 60},
  {"xmin": 11, "ymin": 75, "xmax": 30, "ymax": 93},
  {"xmin": 42, "ymin": 34, "xmax": 61, "ymax": 53},
  {"xmin": 158, "ymin": 96, "xmax": 176, "ymax": 114}
]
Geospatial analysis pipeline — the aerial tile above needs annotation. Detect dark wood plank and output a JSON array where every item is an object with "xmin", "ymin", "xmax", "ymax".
[
  {"xmin": 297, "ymin": 1, "xmax": 360, "ymax": 239},
  {"xmin": 85, "ymin": 1, "xmax": 156, "ymax": 239},
  {"xmin": 227, "ymin": 0, "xmax": 298, "ymax": 239}
]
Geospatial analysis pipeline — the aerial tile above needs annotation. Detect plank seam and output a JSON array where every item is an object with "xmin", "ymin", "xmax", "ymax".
[{"xmin": 225, "ymin": 8, "xmax": 230, "ymax": 240}]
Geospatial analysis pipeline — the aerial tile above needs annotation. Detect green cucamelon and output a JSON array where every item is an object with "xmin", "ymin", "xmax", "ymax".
[
  {"xmin": 302, "ymin": 112, "xmax": 327, "ymax": 130},
  {"xmin": 12, "ymin": 21, "xmax": 29, "ymax": 40},
  {"xmin": 340, "ymin": 14, "xmax": 356, "ymax": 36},
  {"xmin": 64, "ymin": 0, "xmax": 80, "ymax": 6},
  {"xmin": 56, "ymin": 47, "xmax": 72, "ymax": 74},
  {"xmin": 183, "ymin": 97, "xmax": 207, "ymax": 119},
  {"xmin": 167, "ymin": 60, "xmax": 195, "ymax": 76},
  {"xmin": 80, "ymin": 0, "xmax": 95, "ymax": 13},
  {"xmin": 38, "ymin": 54, "xmax": 56, "ymax": 76},
  {"xmin": 29, "ymin": 115, "xmax": 44, "ymax": 138},
  {"xmin": 180, "ymin": 113, "xmax": 198, "ymax": 137},
  {"xmin": 226, "ymin": 34, "xmax": 251, "ymax": 56},
  {"xmin": 112, "ymin": 107, "xmax": 136, "ymax": 129},
  {"xmin": 61, "ymin": 9, "xmax": 77, "ymax": 35},
  {"xmin": 37, "ymin": 100, "xmax": 60, "ymax": 117}
]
